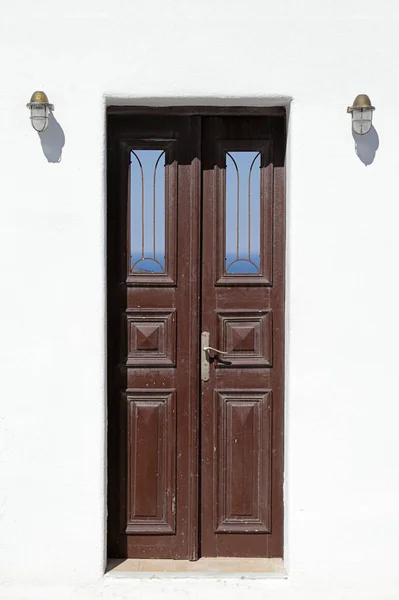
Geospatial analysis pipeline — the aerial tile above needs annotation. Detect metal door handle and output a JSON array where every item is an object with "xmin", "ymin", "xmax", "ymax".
[
  {"xmin": 201, "ymin": 332, "xmax": 229, "ymax": 382},
  {"xmin": 203, "ymin": 346, "xmax": 229, "ymax": 355}
]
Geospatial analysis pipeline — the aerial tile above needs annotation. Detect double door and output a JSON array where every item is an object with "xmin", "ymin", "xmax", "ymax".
[{"xmin": 107, "ymin": 112, "xmax": 285, "ymax": 559}]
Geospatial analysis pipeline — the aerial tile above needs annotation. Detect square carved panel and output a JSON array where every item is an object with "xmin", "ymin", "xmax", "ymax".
[
  {"xmin": 217, "ymin": 310, "xmax": 272, "ymax": 367},
  {"xmin": 126, "ymin": 309, "xmax": 176, "ymax": 367}
]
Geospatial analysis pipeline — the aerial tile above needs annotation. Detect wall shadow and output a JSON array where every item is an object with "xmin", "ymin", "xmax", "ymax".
[
  {"xmin": 352, "ymin": 125, "xmax": 379, "ymax": 166},
  {"xmin": 38, "ymin": 113, "xmax": 65, "ymax": 163}
]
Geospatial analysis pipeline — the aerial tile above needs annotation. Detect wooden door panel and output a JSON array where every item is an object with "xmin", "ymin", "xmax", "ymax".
[
  {"xmin": 108, "ymin": 115, "xmax": 201, "ymax": 559},
  {"xmin": 125, "ymin": 309, "xmax": 176, "ymax": 367},
  {"xmin": 125, "ymin": 390, "xmax": 176, "ymax": 534},
  {"xmin": 201, "ymin": 116, "xmax": 285, "ymax": 558},
  {"xmin": 216, "ymin": 310, "xmax": 273, "ymax": 367},
  {"xmin": 214, "ymin": 390, "xmax": 272, "ymax": 534}
]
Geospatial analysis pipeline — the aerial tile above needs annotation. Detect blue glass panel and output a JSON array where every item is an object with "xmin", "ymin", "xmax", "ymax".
[
  {"xmin": 225, "ymin": 151, "xmax": 261, "ymax": 275},
  {"xmin": 130, "ymin": 150, "xmax": 166, "ymax": 274}
]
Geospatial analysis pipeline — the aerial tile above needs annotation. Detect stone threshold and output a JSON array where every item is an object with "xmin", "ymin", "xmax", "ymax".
[{"xmin": 106, "ymin": 557, "xmax": 286, "ymax": 579}]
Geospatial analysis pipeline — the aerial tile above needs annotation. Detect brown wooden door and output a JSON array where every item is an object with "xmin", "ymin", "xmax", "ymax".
[
  {"xmin": 107, "ymin": 115, "xmax": 201, "ymax": 559},
  {"xmin": 200, "ymin": 117, "xmax": 285, "ymax": 557},
  {"xmin": 107, "ymin": 111, "xmax": 285, "ymax": 560}
]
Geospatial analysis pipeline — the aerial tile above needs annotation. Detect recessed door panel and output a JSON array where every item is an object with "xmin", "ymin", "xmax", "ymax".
[
  {"xmin": 214, "ymin": 390, "xmax": 272, "ymax": 534},
  {"xmin": 125, "ymin": 390, "xmax": 176, "ymax": 534}
]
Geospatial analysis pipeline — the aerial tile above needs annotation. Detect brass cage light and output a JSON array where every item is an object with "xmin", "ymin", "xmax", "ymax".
[
  {"xmin": 347, "ymin": 94, "xmax": 375, "ymax": 135},
  {"xmin": 27, "ymin": 91, "xmax": 54, "ymax": 132}
]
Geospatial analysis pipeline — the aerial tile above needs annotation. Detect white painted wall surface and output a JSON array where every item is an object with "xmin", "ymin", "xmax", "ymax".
[{"xmin": 1, "ymin": 0, "xmax": 399, "ymax": 598}]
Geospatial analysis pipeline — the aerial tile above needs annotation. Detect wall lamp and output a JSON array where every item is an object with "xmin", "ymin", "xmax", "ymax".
[
  {"xmin": 26, "ymin": 91, "xmax": 54, "ymax": 132},
  {"xmin": 347, "ymin": 94, "xmax": 375, "ymax": 135}
]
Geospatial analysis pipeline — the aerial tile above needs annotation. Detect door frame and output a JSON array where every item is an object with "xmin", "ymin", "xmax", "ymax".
[
  {"xmin": 107, "ymin": 105, "xmax": 285, "ymax": 118},
  {"xmin": 106, "ymin": 106, "xmax": 287, "ymax": 559}
]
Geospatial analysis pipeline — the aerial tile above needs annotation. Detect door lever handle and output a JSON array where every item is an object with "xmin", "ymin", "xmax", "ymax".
[
  {"xmin": 201, "ymin": 332, "xmax": 230, "ymax": 382},
  {"xmin": 203, "ymin": 346, "xmax": 229, "ymax": 355}
]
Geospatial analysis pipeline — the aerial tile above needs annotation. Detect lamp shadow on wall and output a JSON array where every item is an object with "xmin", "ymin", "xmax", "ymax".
[
  {"xmin": 38, "ymin": 113, "xmax": 65, "ymax": 163},
  {"xmin": 352, "ymin": 126, "xmax": 379, "ymax": 166}
]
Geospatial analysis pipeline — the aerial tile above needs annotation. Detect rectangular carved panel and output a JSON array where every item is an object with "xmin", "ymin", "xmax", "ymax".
[
  {"xmin": 126, "ymin": 309, "xmax": 176, "ymax": 367},
  {"xmin": 217, "ymin": 310, "xmax": 273, "ymax": 367},
  {"xmin": 126, "ymin": 390, "xmax": 176, "ymax": 534},
  {"xmin": 214, "ymin": 391, "xmax": 272, "ymax": 533}
]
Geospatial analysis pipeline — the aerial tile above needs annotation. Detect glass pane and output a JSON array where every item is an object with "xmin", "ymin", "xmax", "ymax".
[
  {"xmin": 352, "ymin": 117, "xmax": 372, "ymax": 135},
  {"xmin": 225, "ymin": 151, "xmax": 261, "ymax": 275},
  {"xmin": 130, "ymin": 150, "xmax": 166, "ymax": 274}
]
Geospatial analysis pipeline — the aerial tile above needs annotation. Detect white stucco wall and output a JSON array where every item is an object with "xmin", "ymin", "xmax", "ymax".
[{"xmin": 1, "ymin": 1, "xmax": 399, "ymax": 598}]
